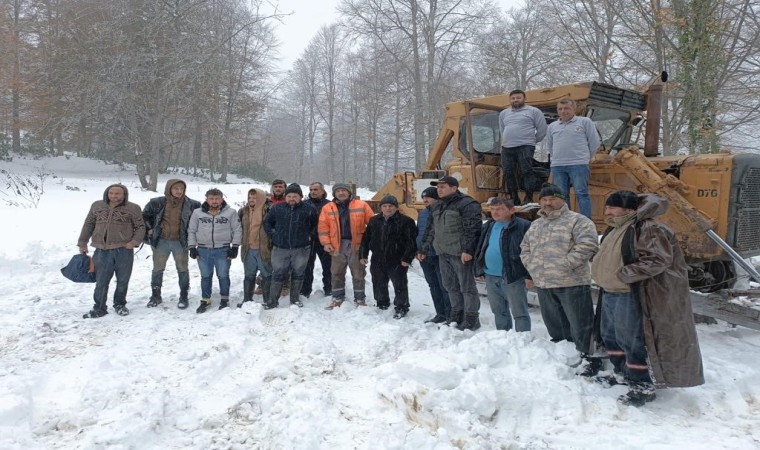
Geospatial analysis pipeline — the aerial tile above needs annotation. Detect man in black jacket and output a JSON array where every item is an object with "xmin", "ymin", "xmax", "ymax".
[
  {"xmin": 263, "ymin": 183, "xmax": 318, "ymax": 308},
  {"xmin": 301, "ymin": 182, "xmax": 332, "ymax": 298},
  {"xmin": 360, "ymin": 195, "xmax": 417, "ymax": 319},
  {"xmin": 142, "ymin": 179, "xmax": 201, "ymax": 309},
  {"xmin": 475, "ymin": 197, "xmax": 532, "ymax": 332},
  {"xmin": 418, "ymin": 176, "xmax": 483, "ymax": 330}
]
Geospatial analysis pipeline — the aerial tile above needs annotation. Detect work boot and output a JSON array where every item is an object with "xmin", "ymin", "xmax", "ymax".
[
  {"xmin": 393, "ymin": 308, "xmax": 408, "ymax": 319},
  {"xmin": 618, "ymin": 381, "xmax": 656, "ymax": 407},
  {"xmin": 178, "ymin": 289, "xmax": 189, "ymax": 310},
  {"xmin": 290, "ymin": 279, "xmax": 304, "ymax": 307},
  {"xmin": 238, "ymin": 278, "xmax": 254, "ymax": 308},
  {"xmin": 219, "ymin": 299, "xmax": 229, "ymax": 310},
  {"xmin": 83, "ymin": 309, "xmax": 108, "ymax": 319},
  {"xmin": 114, "ymin": 305, "xmax": 130, "ymax": 316},
  {"xmin": 457, "ymin": 313, "xmax": 481, "ymax": 331},
  {"xmin": 579, "ymin": 356, "xmax": 603, "ymax": 378},
  {"xmin": 325, "ymin": 299, "xmax": 344, "ymax": 310},
  {"xmin": 196, "ymin": 299, "xmax": 211, "ymax": 314},
  {"xmin": 355, "ymin": 299, "xmax": 367, "ymax": 307},
  {"xmin": 446, "ymin": 310, "xmax": 464, "ymax": 326},
  {"xmin": 147, "ymin": 286, "xmax": 162, "ymax": 307},
  {"xmin": 425, "ymin": 314, "xmax": 448, "ymax": 324}
]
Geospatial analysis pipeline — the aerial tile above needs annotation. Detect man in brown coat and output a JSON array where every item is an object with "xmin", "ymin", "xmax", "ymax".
[
  {"xmin": 78, "ymin": 184, "xmax": 145, "ymax": 318},
  {"xmin": 591, "ymin": 191, "xmax": 704, "ymax": 406}
]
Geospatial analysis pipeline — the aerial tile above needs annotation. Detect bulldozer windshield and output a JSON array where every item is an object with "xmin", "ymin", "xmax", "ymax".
[{"xmin": 458, "ymin": 111, "xmax": 501, "ymax": 156}]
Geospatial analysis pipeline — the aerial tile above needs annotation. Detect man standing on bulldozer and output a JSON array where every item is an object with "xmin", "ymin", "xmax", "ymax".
[{"xmin": 499, "ymin": 89, "xmax": 547, "ymax": 206}]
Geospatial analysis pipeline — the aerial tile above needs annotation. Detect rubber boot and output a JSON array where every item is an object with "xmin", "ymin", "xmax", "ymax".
[
  {"xmin": 446, "ymin": 310, "xmax": 464, "ymax": 326},
  {"xmin": 290, "ymin": 279, "xmax": 304, "ymax": 307},
  {"xmin": 147, "ymin": 286, "xmax": 162, "ymax": 307},
  {"xmin": 266, "ymin": 279, "xmax": 282, "ymax": 309},
  {"xmin": 178, "ymin": 289, "xmax": 189, "ymax": 309},
  {"xmin": 261, "ymin": 277, "xmax": 273, "ymax": 307},
  {"xmin": 238, "ymin": 278, "xmax": 254, "ymax": 308}
]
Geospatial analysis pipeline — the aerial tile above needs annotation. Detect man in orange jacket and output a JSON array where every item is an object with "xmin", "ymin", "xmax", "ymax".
[{"xmin": 318, "ymin": 183, "xmax": 374, "ymax": 309}]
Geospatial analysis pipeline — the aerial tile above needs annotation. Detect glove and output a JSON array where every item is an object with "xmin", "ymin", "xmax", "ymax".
[
  {"xmin": 189, "ymin": 247, "xmax": 198, "ymax": 259},
  {"xmin": 227, "ymin": 246, "xmax": 239, "ymax": 259}
]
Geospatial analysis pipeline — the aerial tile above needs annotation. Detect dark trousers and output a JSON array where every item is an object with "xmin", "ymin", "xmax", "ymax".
[
  {"xmin": 370, "ymin": 263, "xmax": 410, "ymax": 310},
  {"xmin": 439, "ymin": 254, "xmax": 480, "ymax": 315},
  {"xmin": 302, "ymin": 241, "xmax": 332, "ymax": 296},
  {"xmin": 501, "ymin": 145, "xmax": 536, "ymax": 202},
  {"xmin": 537, "ymin": 285, "xmax": 594, "ymax": 354},
  {"xmin": 150, "ymin": 239, "xmax": 190, "ymax": 292},
  {"xmin": 271, "ymin": 246, "xmax": 311, "ymax": 282},
  {"xmin": 601, "ymin": 291, "xmax": 652, "ymax": 383},
  {"xmin": 92, "ymin": 247, "xmax": 134, "ymax": 312},
  {"xmin": 420, "ymin": 255, "xmax": 450, "ymax": 318}
]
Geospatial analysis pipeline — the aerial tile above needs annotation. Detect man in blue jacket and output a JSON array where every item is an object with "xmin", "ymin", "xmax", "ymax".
[
  {"xmin": 142, "ymin": 179, "xmax": 201, "ymax": 309},
  {"xmin": 416, "ymin": 187, "xmax": 450, "ymax": 323},
  {"xmin": 475, "ymin": 197, "xmax": 532, "ymax": 332},
  {"xmin": 263, "ymin": 183, "xmax": 318, "ymax": 308}
]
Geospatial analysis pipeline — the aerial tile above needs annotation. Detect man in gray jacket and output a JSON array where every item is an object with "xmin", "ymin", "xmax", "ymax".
[
  {"xmin": 521, "ymin": 184, "xmax": 600, "ymax": 375},
  {"xmin": 78, "ymin": 184, "xmax": 145, "ymax": 318},
  {"xmin": 187, "ymin": 188, "xmax": 242, "ymax": 313},
  {"xmin": 546, "ymin": 98, "xmax": 601, "ymax": 218},
  {"xmin": 499, "ymin": 89, "xmax": 547, "ymax": 205}
]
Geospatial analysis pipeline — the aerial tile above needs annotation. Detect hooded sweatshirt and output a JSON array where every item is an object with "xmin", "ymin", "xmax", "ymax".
[
  {"xmin": 160, "ymin": 179, "xmax": 186, "ymax": 241},
  {"xmin": 78, "ymin": 184, "xmax": 145, "ymax": 250}
]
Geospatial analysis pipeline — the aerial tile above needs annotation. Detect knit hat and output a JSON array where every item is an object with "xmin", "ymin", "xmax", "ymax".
[
  {"xmin": 332, "ymin": 183, "xmax": 351, "ymax": 196},
  {"xmin": 421, "ymin": 187, "xmax": 439, "ymax": 199},
  {"xmin": 285, "ymin": 183, "xmax": 303, "ymax": 197},
  {"xmin": 538, "ymin": 184, "xmax": 564, "ymax": 200},
  {"xmin": 605, "ymin": 190, "xmax": 640, "ymax": 210},
  {"xmin": 379, "ymin": 195, "xmax": 399, "ymax": 207},
  {"xmin": 430, "ymin": 175, "xmax": 459, "ymax": 187}
]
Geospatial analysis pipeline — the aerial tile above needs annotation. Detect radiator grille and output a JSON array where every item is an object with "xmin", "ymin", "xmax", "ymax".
[{"xmin": 735, "ymin": 167, "xmax": 760, "ymax": 252}]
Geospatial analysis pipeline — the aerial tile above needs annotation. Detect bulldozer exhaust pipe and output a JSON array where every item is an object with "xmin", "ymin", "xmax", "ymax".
[{"xmin": 644, "ymin": 83, "xmax": 663, "ymax": 157}]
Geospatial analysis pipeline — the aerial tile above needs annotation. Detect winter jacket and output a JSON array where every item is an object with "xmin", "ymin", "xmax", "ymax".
[
  {"xmin": 142, "ymin": 179, "xmax": 201, "ymax": 248},
  {"xmin": 520, "ymin": 204, "xmax": 598, "ymax": 288},
  {"xmin": 239, "ymin": 188, "xmax": 273, "ymax": 263},
  {"xmin": 360, "ymin": 212, "xmax": 418, "ymax": 267},
  {"xmin": 77, "ymin": 184, "xmax": 145, "ymax": 250},
  {"xmin": 264, "ymin": 201, "xmax": 318, "ymax": 249},
  {"xmin": 187, "ymin": 201, "xmax": 242, "ymax": 248},
  {"xmin": 306, "ymin": 194, "xmax": 329, "ymax": 214},
  {"xmin": 475, "ymin": 217, "xmax": 532, "ymax": 283},
  {"xmin": 604, "ymin": 194, "xmax": 704, "ymax": 388},
  {"xmin": 318, "ymin": 197, "xmax": 374, "ymax": 250},
  {"xmin": 421, "ymin": 190, "xmax": 482, "ymax": 257},
  {"xmin": 416, "ymin": 207, "xmax": 437, "ymax": 257}
]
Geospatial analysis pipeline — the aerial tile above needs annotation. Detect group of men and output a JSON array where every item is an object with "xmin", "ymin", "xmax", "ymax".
[{"xmin": 499, "ymin": 89, "xmax": 600, "ymax": 218}]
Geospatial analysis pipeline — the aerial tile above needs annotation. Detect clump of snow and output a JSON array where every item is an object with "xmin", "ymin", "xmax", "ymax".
[{"xmin": 1, "ymin": 155, "xmax": 760, "ymax": 449}]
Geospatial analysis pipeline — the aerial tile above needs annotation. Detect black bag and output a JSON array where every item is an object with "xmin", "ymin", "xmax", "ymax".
[{"xmin": 61, "ymin": 254, "xmax": 96, "ymax": 283}]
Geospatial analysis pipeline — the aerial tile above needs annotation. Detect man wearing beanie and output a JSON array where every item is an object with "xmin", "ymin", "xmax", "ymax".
[
  {"xmin": 419, "ymin": 176, "xmax": 483, "ymax": 331},
  {"xmin": 521, "ymin": 184, "xmax": 600, "ymax": 374},
  {"xmin": 591, "ymin": 191, "xmax": 703, "ymax": 406},
  {"xmin": 417, "ymin": 187, "xmax": 451, "ymax": 323},
  {"xmin": 360, "ymin": 195, "xmax": 417, "ymax": 318},
  {"xmin": 263, "ymin": 183, "xmax": 318, "ymax": 308},
  {"xmin": 319, "ymin": 183, "xmax": 375, "ymax": 309}
]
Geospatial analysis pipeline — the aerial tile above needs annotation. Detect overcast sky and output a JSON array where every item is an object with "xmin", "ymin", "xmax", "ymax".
[{"xmin": 272, "ymin": 0, "xmax": 526, "ymax": 71}]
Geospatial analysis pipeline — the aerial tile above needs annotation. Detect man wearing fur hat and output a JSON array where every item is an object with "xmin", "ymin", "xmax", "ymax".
[
  {"xmin": 360, "ymin": 195, "xmax": 417, "ymax": 318},
  {"xmin": 318, "ymin": 183, "xmax": 375, "ymax": 309},
  {"xmin": 142, "ymin": 179, "xmax": 201, "ymax": 309},
  {"xmin": 263, "ymin": 183, "xmax": 318, "ymax": 308},
  {"xmin": 591, "ymin": 190, "xmax": 704, "ymax": 406},
  {"xmin": 521, "ymin": 184, "xmax": 600, "ymax": 375}
]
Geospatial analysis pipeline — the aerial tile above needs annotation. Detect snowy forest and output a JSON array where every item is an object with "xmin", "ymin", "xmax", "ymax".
[{"xmin": 1, "ymin": 0, "xmax": 759, "ymax": 190}]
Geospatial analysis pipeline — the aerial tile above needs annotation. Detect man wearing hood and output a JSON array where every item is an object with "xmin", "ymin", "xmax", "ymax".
[
  {"xmin": 263, "ymin": 183, "xmax": 318, "ymax": 308},
  {"xmin": 187, "ymin": 188, "xmax": 242, "ymax": 313},
  {"xmin": 521, "ymin": 184, "xmax": 600, "ymax": 375},
  {"xmin": 301, "ymin": 182, "xmax": 332, "ymax": 298},
  {"xmin": 238, "ymin": 188, "xmax": 273, "ymax": 307},
  {"xmin": 142, "ymin": 179, "xmax": 201, "ymax": 309},
  {"xmin": 591, "ymin": 191, "xmax": 704, "ymax": 406},
  {"xmin": 319, "ymin": 183, "xmax": 375, "ymax": 309},
  {"xmin": 78, "ymin": 184, "xmax": 145, "ymax": 318}
]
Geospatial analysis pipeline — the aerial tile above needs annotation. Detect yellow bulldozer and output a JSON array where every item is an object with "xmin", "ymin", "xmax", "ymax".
[{"xmin": 371, "ymin": 79, "xmax": 760, "ymax": 293}]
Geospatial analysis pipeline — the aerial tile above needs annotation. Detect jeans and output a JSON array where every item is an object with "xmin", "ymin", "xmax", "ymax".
[
  {"xmin": 150, "ymin": 239, "xmax": 189, "ymax": 292},
  {"xmin": 271, "ymin": 246, "xmax": 310, "ymax": 282},
  {"xmin": 439, "ymin": 253, "xmax": 480, "ymax": 315},
  {"xmin": 331, "ymin": 240, "xmax": 366, "ymax": 301},
  {"xmin": 92, "ymin": 247, "xmax": 134, "ymax": 311},
  {"xmin": 197, "ymin": 247, "xmax": 231, "ymax": 299},
  {"xmin": 600, "ymin": 291, "xmax": 652, "ymax": 383},
  {"xmin": 551, "ymin": 164, "xmax": 592, "ymax": 218},
  {"xmin": 485, "ymin": 275, "xmax": 531, "ymax": 332},
  {"xmin": 370, "ymin": 263, "xmax": 410, "ymax": 310},
  {"xmin": 537, "ymin": 285, "xmax": 594, "ymax": 354},
  {"xmin": 420, "ymin": 255, "xmax": 451, "ymax": 318},
  {"xmin": 302, "ymin": 241, "xmax": 332, "ymax": 295},
  {"xmin": 243, "ymin": 249, "xmax": 271, "ymax": 281},
  {"xmin": 501, "ymin": 145, "xmax": 537, "ymax": 203}
]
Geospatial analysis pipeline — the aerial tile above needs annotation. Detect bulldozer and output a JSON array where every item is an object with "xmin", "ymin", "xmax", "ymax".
[{"xmin": 371, "ymin": 79, "xmax": 760, "ymax": 293}]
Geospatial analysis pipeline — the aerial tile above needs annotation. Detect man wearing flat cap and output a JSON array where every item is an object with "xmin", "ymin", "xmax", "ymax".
[
  {"xmin": 419, "ymin": 175, "xmax": 483, "ymax": 330},
  {"xmin": 521, "ymin": 183, "xmax": 600, "ymax": 374},
  {"xmin": 591, "ymin": 190, "xmax": 703, "ymax": 407},
  {"xmin": 360, "ymin": 195, "xmax": 417, "ymax": 318}
]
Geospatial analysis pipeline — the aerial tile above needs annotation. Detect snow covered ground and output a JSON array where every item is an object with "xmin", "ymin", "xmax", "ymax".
[{"xmin": 1, "ymin": 155, "xmax": 760, "ymax": 450}]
